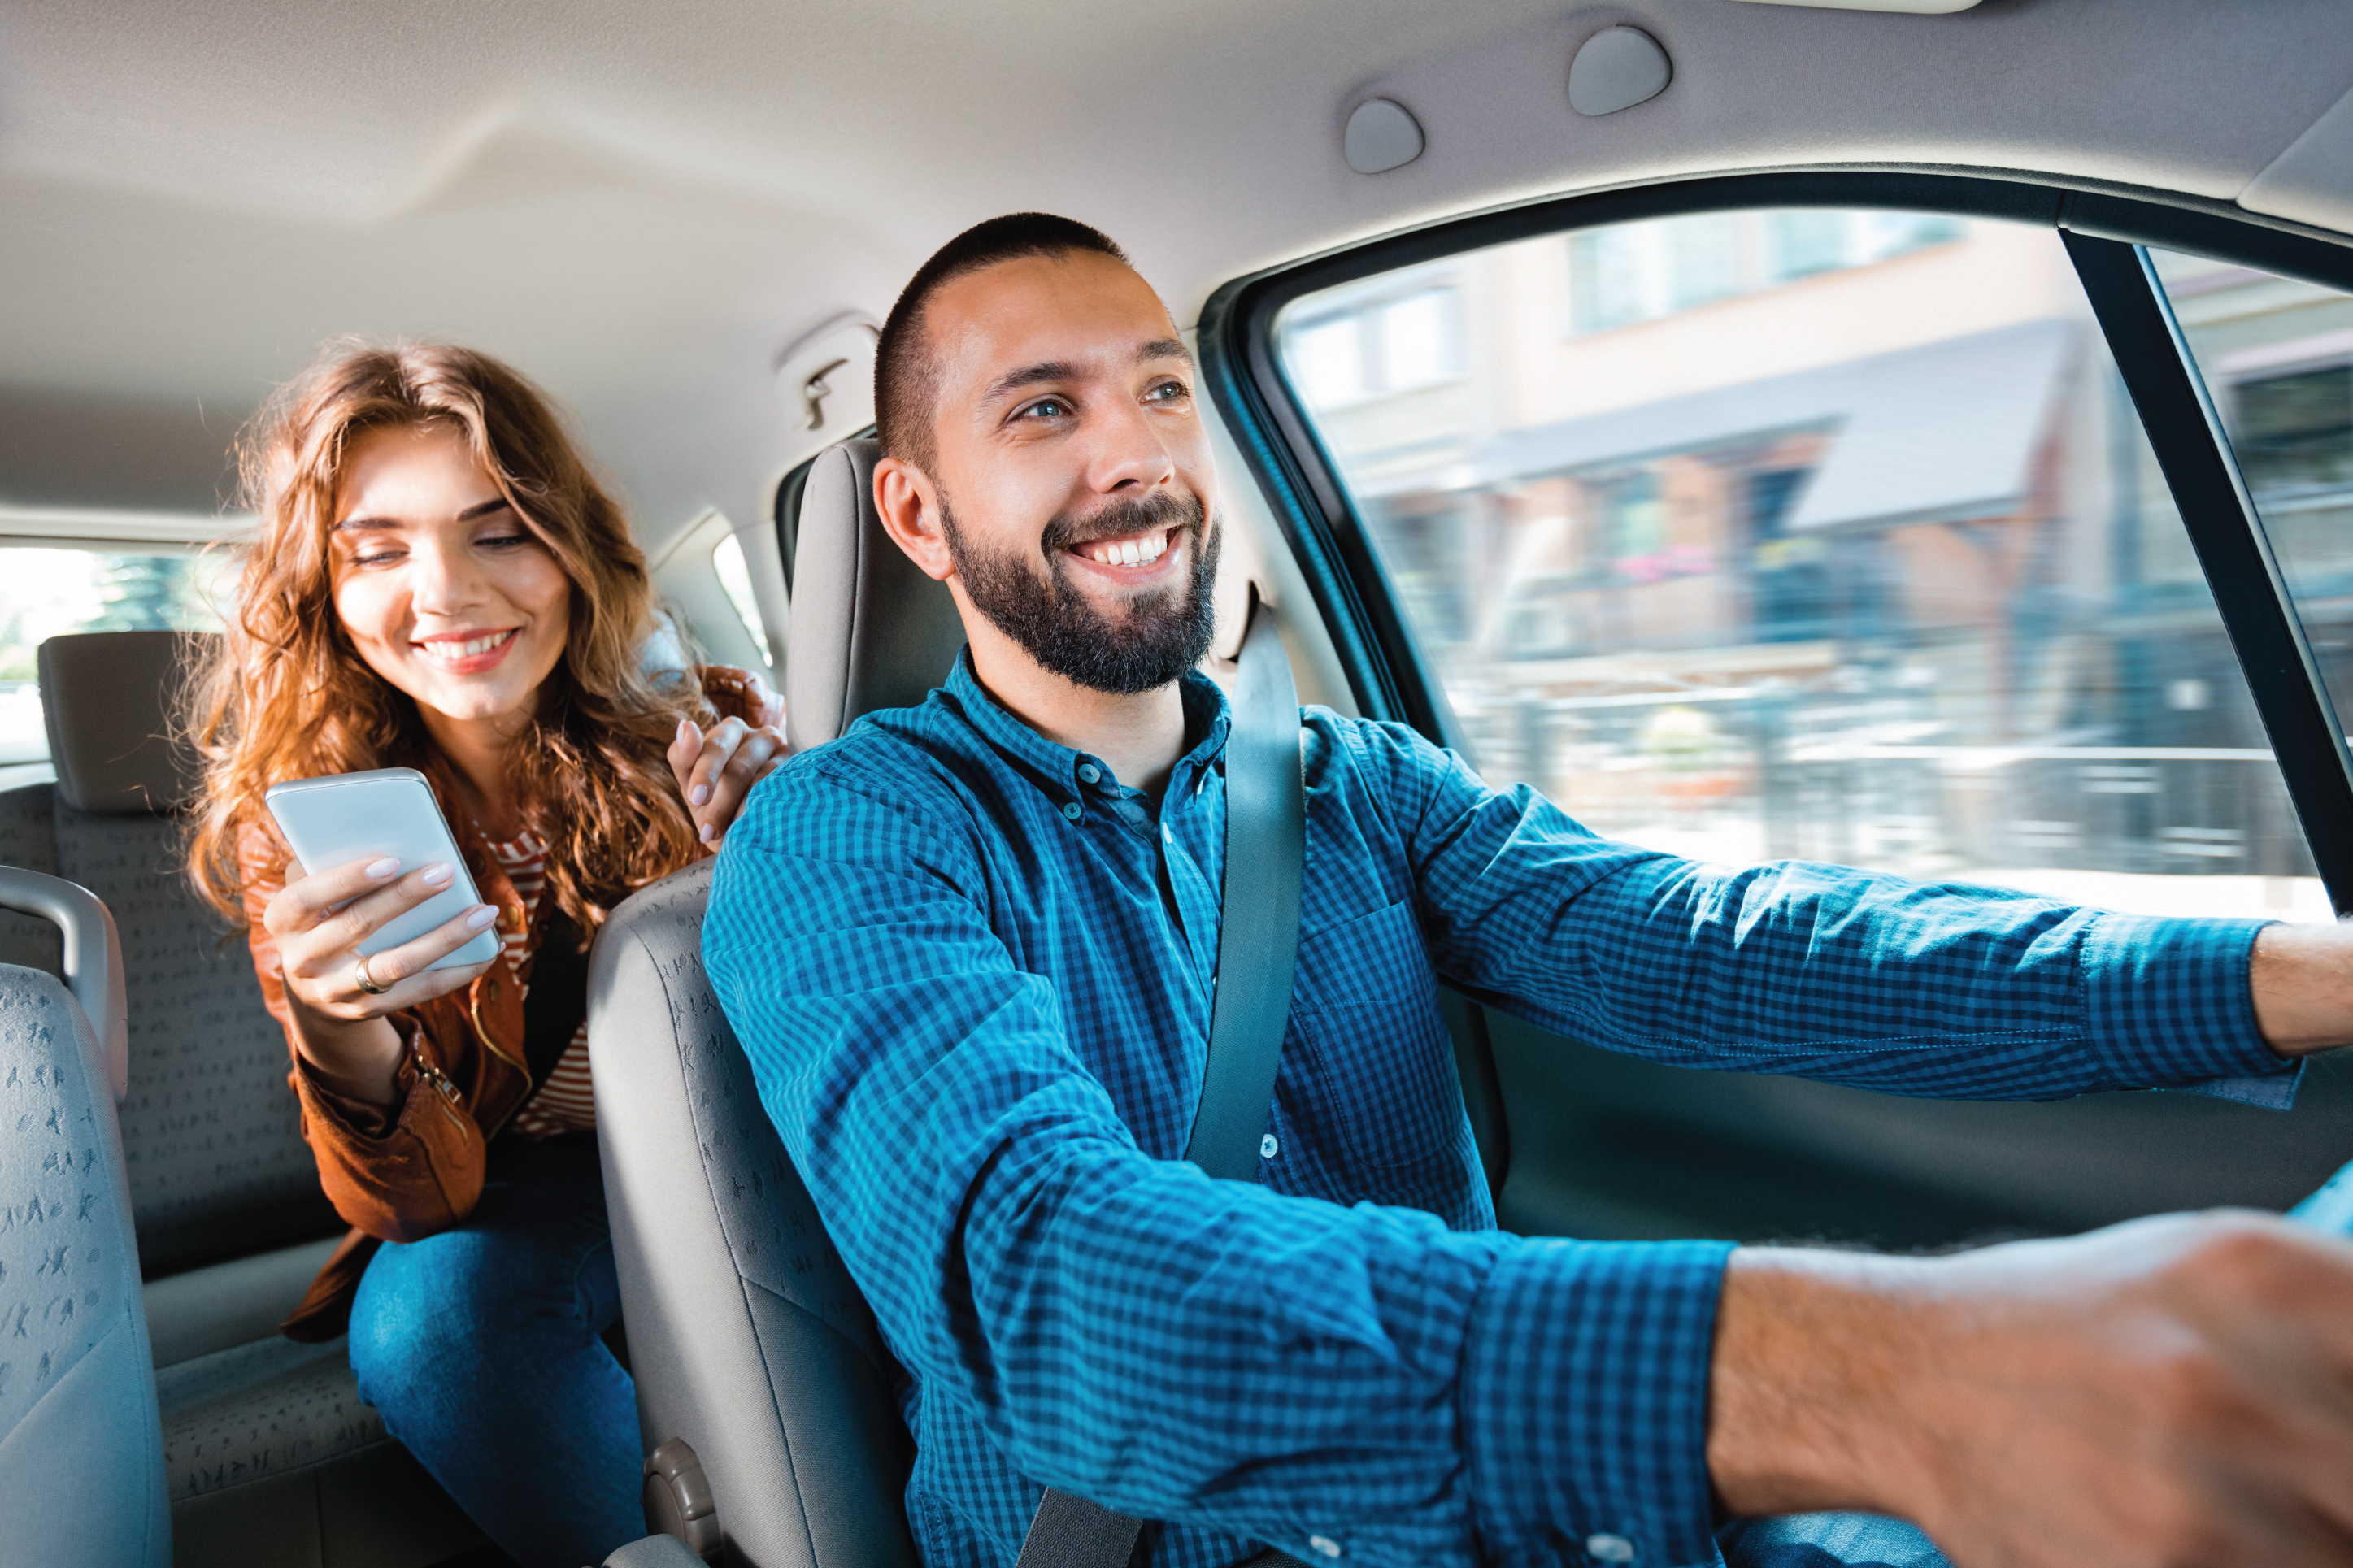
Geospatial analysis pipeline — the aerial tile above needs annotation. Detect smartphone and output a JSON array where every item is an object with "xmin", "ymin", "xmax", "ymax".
[{"xmin": 264, "ymin": 767, "xmax": 503, "ymax": 971}]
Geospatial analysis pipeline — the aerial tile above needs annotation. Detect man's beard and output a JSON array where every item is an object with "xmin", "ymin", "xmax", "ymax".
[{"xmin": 939, "ymin": 488, "xmax": 1222, "ymax": 696}]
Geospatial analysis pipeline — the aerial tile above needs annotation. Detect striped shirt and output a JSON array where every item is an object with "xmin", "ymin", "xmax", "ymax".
[{"xmin": 490, "ymin": 833, "xmax": 597, "ymax": 1139}]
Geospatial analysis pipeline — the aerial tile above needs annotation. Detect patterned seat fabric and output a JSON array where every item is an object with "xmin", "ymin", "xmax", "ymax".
[
  {"xmin": 157, "ymin": 1336, "xmax": 388, "ymax": 1499},
  {"xmin": 7, "ymin": 631, "xmax": 476, "ymax": 1567},
  {"xmin": 48, "ymin": 794, "xmax": 339, "ymax": 1275},
  {"xmin": 0, "ymin": 959, "xmax": 171, "ymax": 1567}
]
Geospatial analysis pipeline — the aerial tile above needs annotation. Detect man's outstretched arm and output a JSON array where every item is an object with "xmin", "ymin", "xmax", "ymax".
[
  {"xmin": 1350, "ymin": 715, "xmax": 2353, "ymax": 1563},
  {"xmin": 1352, "ymin": 710, "xmax": 2306, "ymax": 1105},
  {"xmin": 1709, "ymin": 1210, "xmax": 2353, "ymax": 1565}
]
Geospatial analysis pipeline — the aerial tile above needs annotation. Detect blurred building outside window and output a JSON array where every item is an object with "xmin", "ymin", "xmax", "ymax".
[
  {"xmin": 2153, "ymin": 250, "xmax": 2353, "ymax": 759},
  {"xmin": 1284, "ymin": 280, "xmax": 1466, "ymax": 407},
  {"xmin": 1568, "ymin": 209, "xmax": 1965, "ymax": 336},
  {"xmin": 1279, "ymin": 209, "xmax": 2335, "ymax": 924}
]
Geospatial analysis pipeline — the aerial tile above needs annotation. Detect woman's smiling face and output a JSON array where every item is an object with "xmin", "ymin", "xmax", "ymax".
[{"xmin": 328, "ymin": 422, "xmax": 572, "ymax": 734}]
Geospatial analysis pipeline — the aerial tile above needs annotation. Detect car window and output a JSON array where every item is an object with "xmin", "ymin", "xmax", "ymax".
[
  {"xmin": 0, "ymin": 545, "xmax": 230, "ymax": 773},
  {"xmin": 2147, "ymin": 251, "xmax": 2353, "ymax": 742},
  {"xmin": 1277, "ymin": 208, "xmax": 2328, "ymax": 923},
  {"xmin": 711, "ymin": 531, "xmax": 769, "ymax": 657}
]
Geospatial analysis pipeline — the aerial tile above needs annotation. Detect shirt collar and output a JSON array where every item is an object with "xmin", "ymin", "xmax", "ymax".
[{"xmin": 941, "ymin": 647, "xmax": 1233, "ymax": 806}]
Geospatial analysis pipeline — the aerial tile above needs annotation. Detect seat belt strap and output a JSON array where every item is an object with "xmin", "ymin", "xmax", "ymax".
[
  {"xmin": 1183, "ymin": 589, "xmax": 1307, "ymax": 1178},
  {"xmin": 1014, "ymin": 591, "xmax": 1306, "ymax": 1568},
  {"xmin": 1016, "ymin": 1489, "xmax": 1147, "ymax": 1568}
]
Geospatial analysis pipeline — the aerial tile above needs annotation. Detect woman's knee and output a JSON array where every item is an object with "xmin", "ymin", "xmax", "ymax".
[{"xmin": 347, "ymin": 1229, "xmax": 515, "ymax": 1401}]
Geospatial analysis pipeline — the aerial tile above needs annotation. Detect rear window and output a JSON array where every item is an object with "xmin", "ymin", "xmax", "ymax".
[{"xmin": 0, "ymin": 545, "xmax": 230, "ymax": 771}]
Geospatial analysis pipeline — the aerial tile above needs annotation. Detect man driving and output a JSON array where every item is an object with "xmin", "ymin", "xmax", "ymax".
[{"xmin": 705, "ymin": 212, "xmax": 2353, "ymax": 1568}]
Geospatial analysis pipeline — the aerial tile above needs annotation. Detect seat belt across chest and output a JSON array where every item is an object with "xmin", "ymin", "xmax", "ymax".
[{"xmin": 1015, "ymin": 589, "xmax": 1307, "ymax": 1568}]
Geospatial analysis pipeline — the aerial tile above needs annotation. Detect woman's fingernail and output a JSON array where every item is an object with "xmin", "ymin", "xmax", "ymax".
[
  {"xmin": 699, "ymin": 820, "xmax": 714, "ymax": 843},
  {"xmin": 420, "ymin": 862, "xmax": 455, "ymax": 888},
  {"xmin": 677, "ymin": 719, "xmax": 695, "ymax": 745},
  {"xmin": 690, "ymin": 784, "xmax": 711, "ymax": 806},
  {"xmin": 366, "ymin": 858, "xmax": 401, "ymax": 880},
  {"xmin": 466, "ymin": 906, "xmax": 498, "ymax": 930}
]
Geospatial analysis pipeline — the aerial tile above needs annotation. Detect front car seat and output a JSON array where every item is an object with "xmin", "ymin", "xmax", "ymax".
[
  {"xmin": 0, "ymin": 863, "xmax": 170, "ymax": 1568},
  {"xmin": 591, "ymin": 438, "xmax": 963, "ymax": 1566}
]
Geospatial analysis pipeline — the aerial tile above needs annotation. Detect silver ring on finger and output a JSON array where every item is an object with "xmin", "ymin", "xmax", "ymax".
[{"xmin": 354, "ymin": 953, "xmax": 392, "ymax": 997}]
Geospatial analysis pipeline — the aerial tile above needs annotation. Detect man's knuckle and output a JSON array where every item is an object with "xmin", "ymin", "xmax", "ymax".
[
  {"xmin": 2139, "ymin": 1345, "xmax": 2250, "ymax": 1441},
  {"xmin": 2188, "ymin": 1218, "xmax": 2301, "ymax": 1292}
]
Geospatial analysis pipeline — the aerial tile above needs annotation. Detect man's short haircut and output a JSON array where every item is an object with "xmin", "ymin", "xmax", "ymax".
[{"xmin": 874, "ymin": 212, "xmax": 1130, "ymax": 471}]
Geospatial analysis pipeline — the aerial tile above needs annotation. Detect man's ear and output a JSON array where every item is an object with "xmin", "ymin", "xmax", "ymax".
[{"xmin": 872, "ymin": 457, "xmax": 956, "ymax": 583}]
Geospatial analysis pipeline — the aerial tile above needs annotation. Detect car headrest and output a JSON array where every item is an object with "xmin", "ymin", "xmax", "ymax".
[
  {"xmin": 37, "ymin": 630, "xmax": 209, "ymax": 816},
  {"xmin": 785, "ymin": 439, "xmax": 968, "ymax": 751}
]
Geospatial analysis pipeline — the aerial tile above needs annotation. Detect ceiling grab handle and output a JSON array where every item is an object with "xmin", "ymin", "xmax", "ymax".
[{"xmin": 0, "ymin": 866, "xmax": 128, "ymax": 1101}]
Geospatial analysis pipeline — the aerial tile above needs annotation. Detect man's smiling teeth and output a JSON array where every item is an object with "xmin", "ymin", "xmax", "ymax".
[
  {"xmin": 417, "ymin": 630, "xmax": 516, "ymax": 663},
  {"xmin": 1087, "ymin": 531, "xmax": 1169, "ymax": 567}
]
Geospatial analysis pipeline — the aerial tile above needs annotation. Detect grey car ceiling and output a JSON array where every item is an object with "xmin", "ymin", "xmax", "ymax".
[{"xmin": 2, "ymin": 0, "xmax": 2350, "ymax": 558}]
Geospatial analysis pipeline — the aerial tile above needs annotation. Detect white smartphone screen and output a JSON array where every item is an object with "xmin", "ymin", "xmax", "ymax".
[{"xmin": 263, "ymin": 767, "xmax": 503, "ymax": 970}]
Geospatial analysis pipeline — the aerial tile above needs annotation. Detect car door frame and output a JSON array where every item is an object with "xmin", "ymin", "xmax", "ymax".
[{"xmin": 1196, "ymin": 167, "xmax": 2353, "ymax": 1223}]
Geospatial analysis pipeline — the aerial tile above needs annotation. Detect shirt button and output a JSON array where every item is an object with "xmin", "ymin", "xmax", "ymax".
[
  {"xmin": 1308, "ymin": 1538, "xmax": 1341, "ymax": 1559},
  {"xmin": 1259, "ymin": 1133, "xmax": 1278, "ymax": 1159},
  {"xmin": 1585, "ymin": 1535, "xmax": 1637, "ymax": 1564},
  {"xmin": 1077, "ymin": 763, "xmax": 1101, "ymax": 784},
  {"xmin": 1060, "ymin": 801, "xmax": 1082, "ymax": 821}
]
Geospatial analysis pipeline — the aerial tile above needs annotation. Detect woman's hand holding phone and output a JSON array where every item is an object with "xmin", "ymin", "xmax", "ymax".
[{"xmin": 263, "ymin": 854, "xmax": 501, "ymax": 1111}]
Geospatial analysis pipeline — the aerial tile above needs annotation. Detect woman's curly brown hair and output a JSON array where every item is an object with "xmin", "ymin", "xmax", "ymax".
[{"xmin": 185, "ymin": 338, "xmax": 714, "ymax": 940}]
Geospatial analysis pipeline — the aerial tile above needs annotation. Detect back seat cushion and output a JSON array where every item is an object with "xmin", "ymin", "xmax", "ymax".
[
  {"xmin": 157, "ymin": 1335, "xmax": 389, "ymax": 1501},
  {"xmin": 52, "ymin": 800, "xmax": 337, "ymax": 1275}
]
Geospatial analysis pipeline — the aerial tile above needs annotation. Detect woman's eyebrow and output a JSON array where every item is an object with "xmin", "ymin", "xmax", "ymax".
[{"xmin": 332, "ymin": 497, "xmax": 509, "ymax": 532}]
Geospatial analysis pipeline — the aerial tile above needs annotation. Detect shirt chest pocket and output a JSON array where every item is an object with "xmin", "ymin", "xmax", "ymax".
[{"xmin": 1285, "ymin": 899, "xmax": 1464, "ymax": 1174}]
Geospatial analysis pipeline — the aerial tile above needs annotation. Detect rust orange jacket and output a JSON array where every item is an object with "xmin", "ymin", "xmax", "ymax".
[{"xmin": 243, "ymin": 666, "xmax": 781, "ymax": 1336}]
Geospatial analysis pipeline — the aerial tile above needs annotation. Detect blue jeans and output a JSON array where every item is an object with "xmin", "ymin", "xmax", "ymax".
[
  {"xmin": 1717, "ymin": 1158, "xmax": 2353, "ymax": 1567},
  {"xmin": 347, "ymin": 1131, "xmax": 644, "ymax": 1567}
]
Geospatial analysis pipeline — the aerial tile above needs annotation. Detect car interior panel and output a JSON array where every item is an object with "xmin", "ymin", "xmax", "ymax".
[{"xmin": 5, "ymin": 2, "xmax": 2353, "ymax": 1564}]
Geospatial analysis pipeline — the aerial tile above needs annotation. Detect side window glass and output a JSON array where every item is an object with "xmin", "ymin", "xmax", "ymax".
[
  {"xmin": 0, "ymin": 545, "xmax": 232, "ymax": 775},
  {"xmin": 711, "ymin": 532, "xmax": 769, "ymax": 657},
  {"xmin": 2148, "ymin": 251, "xmax": 2353, "ymax": 732},
  {"xmin": 1278, "ymin": 210, "xmax": 2327, "ymax": 922}
]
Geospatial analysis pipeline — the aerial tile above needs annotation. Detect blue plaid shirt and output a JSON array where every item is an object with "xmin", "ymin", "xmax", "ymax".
[{"xmin": 703, "ymin": 650, "xmax": 2293, "ymax": 1568}]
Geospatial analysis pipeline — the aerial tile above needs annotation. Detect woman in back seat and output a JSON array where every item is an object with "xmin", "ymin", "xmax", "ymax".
[{"xmin": 182, "ymin": 340, "xmax": 787, "ymax": 1567}]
